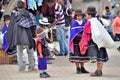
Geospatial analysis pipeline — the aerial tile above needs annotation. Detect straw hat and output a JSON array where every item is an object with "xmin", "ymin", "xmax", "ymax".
[{"xmin": 39, "ymin": 17, "xmax": 50, "ymax": 25}]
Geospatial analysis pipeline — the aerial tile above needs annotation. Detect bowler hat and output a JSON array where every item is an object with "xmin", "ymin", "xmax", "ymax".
[
  {"xmin": 4, "ymin": 14, "xmax": 11, "ymax": 21},
  {"xmin": 17, "ymin": 1, "xmax": 24, "ymax": 9},
  {"xmin": 75, "ymin": 9, "xmax": 82, "ymax": 15},
  {"xmin": 86, "ymin": 6, "xmax": 97, "ymax": 14}
]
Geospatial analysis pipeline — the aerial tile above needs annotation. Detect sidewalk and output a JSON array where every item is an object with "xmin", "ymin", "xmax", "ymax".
[{"xmin": 0, "ymin": 44, "xmax": 120, "ymax": 80}]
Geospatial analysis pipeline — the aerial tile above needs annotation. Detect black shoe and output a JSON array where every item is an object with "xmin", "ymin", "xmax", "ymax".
[
  {"xmin": 64, "ymin": 53, "xmax": 68, "ymax": 56},
  {"xmin": 56, "ymin": 54, "xmax": 63, "ymax": 56},
  {"xmin": 90, "ymin": 70, "xmax": 102, "ymax": 77},
  {"xmin": 76, "ymin": 67, "xmax": 81, "ymax": 74},
  {"xmin": 12, "ymin": 60, "xmax": 17, "ymax": 64},
  {"xmin": 81, "ymin": 67, "xmax": 89, "ymax": 73}
]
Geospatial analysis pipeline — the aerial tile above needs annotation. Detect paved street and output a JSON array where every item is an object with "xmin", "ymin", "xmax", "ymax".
[{"xmin": 0, "ymin": 43, "xmax": 120, "ymax": 80}]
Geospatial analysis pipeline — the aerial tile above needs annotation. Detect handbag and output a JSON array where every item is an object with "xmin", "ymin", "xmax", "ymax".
[{"xmin": 38, "ymin": 57, "xmax": 47, "ymax": 70}]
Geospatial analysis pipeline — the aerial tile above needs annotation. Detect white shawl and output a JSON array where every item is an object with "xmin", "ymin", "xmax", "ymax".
[{"xmin": 89, "ymin": 18, "xmax": 116, "ymax": 48}]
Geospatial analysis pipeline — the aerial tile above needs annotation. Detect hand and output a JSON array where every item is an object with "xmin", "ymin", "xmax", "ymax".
[
  {"xmin": 39, "ymin": 54, "xmax": 43, "ymax": 58},
  {"xmin": 48, "ymin": 24, "xmax": 52, "ymax": 28}
]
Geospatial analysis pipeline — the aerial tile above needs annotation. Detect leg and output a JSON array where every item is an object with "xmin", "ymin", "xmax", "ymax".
[
  {"xmin": 56, "ymin": 25, "xmax": 66, "ymax": 55},
  {"xmin": 17, "ymin": 45, "xmax": 26, "ymax": 71},
  {"xmin": 12, "ymin": 55, "xmax": 17, "ymax": 64},
  {"xmin": 75, "ymin": 62, "xmax": 81, "ymax": 74},
  {"xmin": 97, "ymin": 63, "xmax": 103, "ymax": 71},
  {"xmin": 80, "ymin": 62, "xmax": 89, "ymax": 73},
  {"xmin": 90, "ymin": 63, "xmax": 103, "ymax": 76},
  {"xmin": 26, "ymin": 46, "xmax": 35, "ymax": 71}
]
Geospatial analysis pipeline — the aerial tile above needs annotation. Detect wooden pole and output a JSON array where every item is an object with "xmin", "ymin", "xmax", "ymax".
[{"xmin": 0, "ymin": 0, "xmax": 19, "ymax": 30}]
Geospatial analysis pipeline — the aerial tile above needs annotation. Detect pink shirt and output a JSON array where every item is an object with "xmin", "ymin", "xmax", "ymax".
[{"xmin": 112, "ymin": 17, "xmax": 120, "ymax": 34}]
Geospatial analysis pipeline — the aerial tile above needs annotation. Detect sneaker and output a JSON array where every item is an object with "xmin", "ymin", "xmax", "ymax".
[
  {"xmin": 56, "ymin": 54, "xmax": 63, "ymax": 56},
  {"xmin": 64, "ymin": 53, "xmax": 68, "ymax": 56},
  {"xmin": 48, "ymin": 55, "xmax": 55, "ymax": 60},
  {"xmin": 43, "ymin": 72, "xmax": 51, "ymax": 77},
  {"xmin": 40, "ymin": 73, "xmax": 48, "ymax": 78},
  {"xmin": 47, "ymin": 60, "xmax": 52, "ymax": 64}
]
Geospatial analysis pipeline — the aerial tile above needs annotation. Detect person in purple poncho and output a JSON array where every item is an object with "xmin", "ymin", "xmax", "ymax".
[
  {"xmin": 2, "ymin": 14, "xmax": 17, "ymax": 63},
  {"xmin": 2, "ymin": 14, "xmax": 10, "ymax": 52},
  {"xmin": 2, "ymin": 14, "xmax": 17, "ymax": 56},
  {"xmin": 69, "ymin": 9, "xmax": 89, "ymax": 74}
]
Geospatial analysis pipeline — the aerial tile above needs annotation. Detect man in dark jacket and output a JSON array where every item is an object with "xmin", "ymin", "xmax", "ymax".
[{"xmin": 7, "ymin": 1, "xmax": 36, "ymax": 72}]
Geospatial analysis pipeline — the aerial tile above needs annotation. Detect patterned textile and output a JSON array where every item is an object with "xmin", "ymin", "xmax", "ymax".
[
  {"xmin": 54, "ymin": 3, "xmax": 65, "ymax": 25},
  {"xmin": 15, "ymin": 9, "xmax": 36, "ymax": 28}
]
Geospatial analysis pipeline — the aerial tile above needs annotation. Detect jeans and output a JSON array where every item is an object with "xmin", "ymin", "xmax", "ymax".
[
  {"xmin": 56, "ymin": 24, "xmax": 69, "ymax": 55},
  {"xmin": 17, "ymin": 45, "xmax": 35, "ymax": 71},
  {"xmin": 64, "ymin": 26, "xmax": 70, "ymax": 45}
]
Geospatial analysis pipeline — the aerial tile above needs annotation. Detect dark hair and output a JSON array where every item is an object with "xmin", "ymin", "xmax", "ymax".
[
  {"xmin": 105, "ymin": 6, "xmax": 109, "ymax": 10},
  {"xmin": 74, "ymin": 14, "xmax": 83, "ymax": 19},
  {"xmin": 87, "ymin": 13, "xmax": 96, "ymax": 17},
  {"xmin": 17, "ymin": 1, "xmax": 24, "ymax": 9},
  {"xmin": 4, "ymin": 14, "xmax": 11, "ymax": 21}
]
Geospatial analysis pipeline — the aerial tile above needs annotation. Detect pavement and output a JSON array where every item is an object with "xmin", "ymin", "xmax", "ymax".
[{"xmin": 0, "ymin": 42, "xmax": 120, "ymax": 80}]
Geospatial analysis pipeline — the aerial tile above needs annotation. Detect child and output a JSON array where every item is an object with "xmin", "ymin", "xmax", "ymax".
[
  {"xmin": 69, "ymin": 9, "xmax": 89, "ymax": 74},
  {"xmin": 36, "ymin": 17, "xmax": 51, "ymax": 78}
]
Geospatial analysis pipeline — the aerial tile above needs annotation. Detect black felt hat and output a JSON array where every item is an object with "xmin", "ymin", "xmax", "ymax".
[
  {"xmin": 4, "ymin": 14, "xmax": 11, "ymax": 21},
  {"xmin": 86, "ymin": 6, "xmax": 97, "ymax": 14}
]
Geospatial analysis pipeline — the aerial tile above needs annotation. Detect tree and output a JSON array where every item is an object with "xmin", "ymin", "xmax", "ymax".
[{"xmin": 0, "ymin": 0, "xmax": 18, "ymax": 30}]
